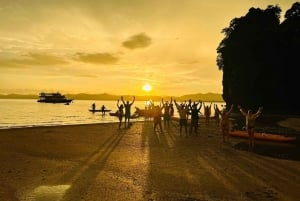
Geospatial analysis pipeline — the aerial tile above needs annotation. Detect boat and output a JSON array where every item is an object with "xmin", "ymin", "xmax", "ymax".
[
  {"xmin": 109, "ymin": 111, "xmax": 140, "ymax": 119},
  {"xmin": 89, "ymin": 109, "xmax": 112, "ymax": 112},
  {"xmin": 230, "ymin": 130, "xmax": 297, "ymax": 143},
  {"xmin": 37, "ymin": 92, "xmax": 73, "ymax": 103},
  {"xmin": 134, "ymin": 106, "xmax": 155, "ymax": 118},
  {"xmin": 109, "ymin": 111, "xmax": 120, "ymax": 117}
]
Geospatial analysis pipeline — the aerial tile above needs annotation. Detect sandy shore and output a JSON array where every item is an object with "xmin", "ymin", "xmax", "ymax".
[{"xmin": 0, "ymin": 118, "xmax": 299, "ymax": 201}]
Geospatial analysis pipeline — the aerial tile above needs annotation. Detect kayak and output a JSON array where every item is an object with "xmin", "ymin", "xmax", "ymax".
[
  {"xmin": 109, "ymin": 112, "xmax": 119, "ymax": 117},
  {"xmin": 109, "ymin": 112, "xmax": 140, "ymax": 119},
  {"xmin": 230, "ymin": 130, "xmax": 297, "ymax": 142},
  {"xmin": 89, "ymin": 109, "xmax": 112, "ymax": 112}
]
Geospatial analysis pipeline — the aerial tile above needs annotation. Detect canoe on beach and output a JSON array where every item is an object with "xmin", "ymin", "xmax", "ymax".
[
  {"xmin": 109, "ymin": 111, "xmax": 140, "ymax": 119},
  {"xmin": 230, "ymin": 130, "xmax": 297, "ymax": 142}
]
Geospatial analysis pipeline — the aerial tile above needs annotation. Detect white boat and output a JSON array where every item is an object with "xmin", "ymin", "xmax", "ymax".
[{"xmin": 37, "ymin": 92, "xmax": 73, "ymax": 103}]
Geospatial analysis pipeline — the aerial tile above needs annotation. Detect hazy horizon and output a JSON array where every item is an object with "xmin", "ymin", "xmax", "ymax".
[
  {"xmin": 0, "ymin": 0, "xmax": 295, "ymax": 96},
  {"xmin": 0, "ymin": 91, "xmax": 222, "ymax": 95},
  {"xmin": 0, "ymin": 91, "xmax": 224, "ymax": 102}
]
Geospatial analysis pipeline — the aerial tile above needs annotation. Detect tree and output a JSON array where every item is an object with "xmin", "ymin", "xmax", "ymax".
[
  {"xmin": 217, "ymin": 3, "xmax": 300, "ymax": 114},
  {"xmin": 276, "ymin": 2, "xmax": 300, "ymax": 113}
]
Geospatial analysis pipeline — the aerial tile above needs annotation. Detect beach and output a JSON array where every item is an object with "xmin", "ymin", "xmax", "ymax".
[{"xmin": 0, "ymin": 118, "xmax": 299, "ymax": 201}]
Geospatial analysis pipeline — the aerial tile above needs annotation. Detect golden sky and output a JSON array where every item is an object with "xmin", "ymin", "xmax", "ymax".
[{"xmin": 0, "ymin": 0, "xmax": 296, "ymax": 96}]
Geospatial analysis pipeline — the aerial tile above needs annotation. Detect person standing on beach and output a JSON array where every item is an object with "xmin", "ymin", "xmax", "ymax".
[
  {"xmin": 169, "ymin": 103, "xmax": 174, "ymax": 117},
  {"xmin": 238, "ymin": 105, "xmax": 263, "ymax": 149},
  {"xmin": 161, "ymin": 97, "xmax": 173, "ymax": 129},
  {"xmin": 153, "ymin": 104, "xmax": 163, "ymax": 133},
  {"xmin": 174, "ymin": 99, "xmax": 189, "ymax": 137},
  {"xmin": 188, "ymin": 99, "xmax": 202, "ymax": 136},
  {"xmin": 203, "ymin": 102, "xmax": 212, "ymax": 125},
  {"xmin": 121, "ymin": 96, "xmax": 135, "ymax": 128},
  {"xmin": 218, "ymin": 104, "xmax": 234, "ymax": 143},
  {"xmin": 117, "ymin": 100, "xmax": 124, "ymax": 129},
  {"xmin": 214, "ymin": 104, "xmax": 221, "ymax": 127}
]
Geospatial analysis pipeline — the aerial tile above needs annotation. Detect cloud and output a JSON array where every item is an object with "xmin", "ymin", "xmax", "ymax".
[
  {"xmin": 26, "ymin": 53, "xmax": 68, "ymax": 65},
  {"xmin": 0, "ymin": 52, "xmax": 68, "ymax": 68},
  {"xmin": 74, "ymin": 52, "xmax": 119, "ymax": 64},
  {"xmin": 122, "ymin": 33, "xmax": 152, "ymax": 49}
]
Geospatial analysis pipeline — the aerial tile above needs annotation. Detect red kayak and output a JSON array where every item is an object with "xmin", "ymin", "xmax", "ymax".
[{"xmin": 230, "ymin": 130, "xmax": 296, "ymax": 143}]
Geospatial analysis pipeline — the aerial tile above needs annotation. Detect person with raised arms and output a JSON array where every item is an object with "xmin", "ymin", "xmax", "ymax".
[
  {"xmin": 121, "ymin": 96, "xmax": 135, "ymax": 128},
  {"xmin": 174, "ymin": 99, "xmax": 189, "ymax": 137},
  {"xmin": 238, "ymin": 105, "xmax": 263, "ymax": 149}
]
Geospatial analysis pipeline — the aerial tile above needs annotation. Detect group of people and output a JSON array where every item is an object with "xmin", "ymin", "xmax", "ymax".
[
  {"xmin": 141, "ymin": 98, "xmax": 209, "ymax": 136},
  {"xmin": 147, "ymin": 99, "xmax": 263, "ymax": 149},
  {"xmin": 215, "ymin": 104, "xmax": 263, "ymax": 149},
  {"xmin": 91, "ymin": 96, "xmax": 136, "ymax": 129},
  {"xmin": 134, "ymin": 98, "xmax": 174, "ymax": 133},
  {"xmin": 93, "ymin": 97, "xmax": 264, "ymax": 149},
  {"xmin": 116, "ymin": 96, "xmax": 135, "ymax": 129}
]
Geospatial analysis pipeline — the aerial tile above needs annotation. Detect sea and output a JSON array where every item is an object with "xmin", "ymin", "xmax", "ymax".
[{"xmin": 0, "ymin": 99, "xmax": 225, "ymax": 129}]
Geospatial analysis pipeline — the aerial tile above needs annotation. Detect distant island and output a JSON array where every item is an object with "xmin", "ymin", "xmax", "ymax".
[{"xmin": 0, "ymin": 93, "xmax": 224, "ymax": 102}]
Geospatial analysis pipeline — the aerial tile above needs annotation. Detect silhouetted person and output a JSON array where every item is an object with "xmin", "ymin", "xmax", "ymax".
[
  {"xmin": 101, "ymin": 105, "xmax": 106, "ymax": 117},
  {"xmin": 188, "ymin": 99, "xmax": 202, "ymax": 136},
  {"xmin": 174, "ymin": 99, "xmax": 189, "ymax": 137},
  {"xmin": 169, "ymin": 103, "xmax": 174, "ymax": 117},
  {"xmin": 161, "ymin": 97, "xmax": 173, "ymax": 129},
  {"xmin": 217, "ymin": 104, "xmax": 234, "ymax": 143},
  {"xmin": 203, "ymin": 102, "xmax": 212, "ymax": 124},
  {"xmin": 117, "ymin": 100, "xmax": 124, "ymax": 129},
  {"xmin": 91, "ymin": 103, "xmax": 96, "ymax": 111},
  {"xmin": 238, "ymin": 105, "xmax": 263, "ymax": 149},
  {"xmin": 121, "ymin": 96, "xmax": 135, "ymax": 128},
  {"xmin": 153, "ymin": 105, "xmax": 163, "ymax": 133},
  {"xmin": 214, "ymin": 104, "xmax": 221, "ymax": 127}
]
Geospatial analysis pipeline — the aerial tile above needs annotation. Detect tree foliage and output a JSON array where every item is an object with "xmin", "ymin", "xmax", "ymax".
[{"xmin": 217, "ymin": 2, "xmax": 300, "ymax": 114}]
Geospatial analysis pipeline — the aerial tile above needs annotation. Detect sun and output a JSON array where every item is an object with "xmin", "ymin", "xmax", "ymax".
[{"xmin": 142, "ymin": 84, "xmax": 152, "ymax": 92}]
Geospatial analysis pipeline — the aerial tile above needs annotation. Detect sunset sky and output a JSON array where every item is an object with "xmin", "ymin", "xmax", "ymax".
[{"xmin": 0, "ymin": 0, "xmax": 296, "ymax": 96}]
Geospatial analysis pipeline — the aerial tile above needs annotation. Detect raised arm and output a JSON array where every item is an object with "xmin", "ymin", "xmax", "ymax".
[
  {"xmin": 117, "ymin": 99, "xmax": 120, "ymax": 108},
  {"xmin": 121, "ymin": 96, "xmax": 125, "ymax": 105},
  {"xmin": 174, "ymin": 99, "xmax": 180, "ymax": 109},
  {"xmin": 238, "ymin": 105, "xmax": 247, "ymax": 116},
  {"xmin": 197, "ymin": 100, "xmax": 203, "ymax": 110},
  {"xmin": 130, "ymin": 96, "xmax": 135, "ymax": 105},
  {"xmin": 254, "ymin": 106, "xmax": 263, "ymax": 118},
  {"xmin": 228, "ymin": 104, "xmax": 234, "ymax": 114}
]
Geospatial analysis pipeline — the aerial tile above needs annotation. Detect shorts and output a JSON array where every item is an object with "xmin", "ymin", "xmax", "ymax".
[
  {"xmin": 180, "ymin": 119, "xmax": 187, "ymax": 126},
  {"xmin": 163, "ymin": 114, "xmax": 170, "ymax": 121},
  {"xmin": 190, "ymin": 119, "xmax": 199, "ymax": 127}
]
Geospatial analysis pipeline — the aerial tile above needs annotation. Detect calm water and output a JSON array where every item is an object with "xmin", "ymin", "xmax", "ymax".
[{"xmin": 0, "ymin": 99, "xmax": 224, "ymax": 129}]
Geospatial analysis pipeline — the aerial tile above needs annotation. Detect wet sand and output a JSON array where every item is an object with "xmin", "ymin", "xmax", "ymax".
[{"xmin": 0, "ymin": 118, "xmax": 299, "ymax": 201}]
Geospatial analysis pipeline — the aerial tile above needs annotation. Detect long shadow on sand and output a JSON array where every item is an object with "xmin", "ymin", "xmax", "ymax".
[
  {"xmin": 140, "ymin": 118, "xmax": 300, "ymax": 201},
  {"xmin": 141, "ymin": 119, "xmax": 231, "ymax": 201},
  {"xmin": 60, "ymin": 130, "xmax": 126, "ymax": 201}
]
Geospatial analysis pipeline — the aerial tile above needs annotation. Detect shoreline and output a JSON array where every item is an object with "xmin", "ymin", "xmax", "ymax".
[
  {"xmin": 2, "ymin": 115, "xmax": 299, "ymax": 131},
  {"xmin": 1, "ymin": 119, "xmax": 299, "ymax": 201},
  {"xmin": 0, "ymin": 122, "xmax": 120, "ymax": 130}
]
